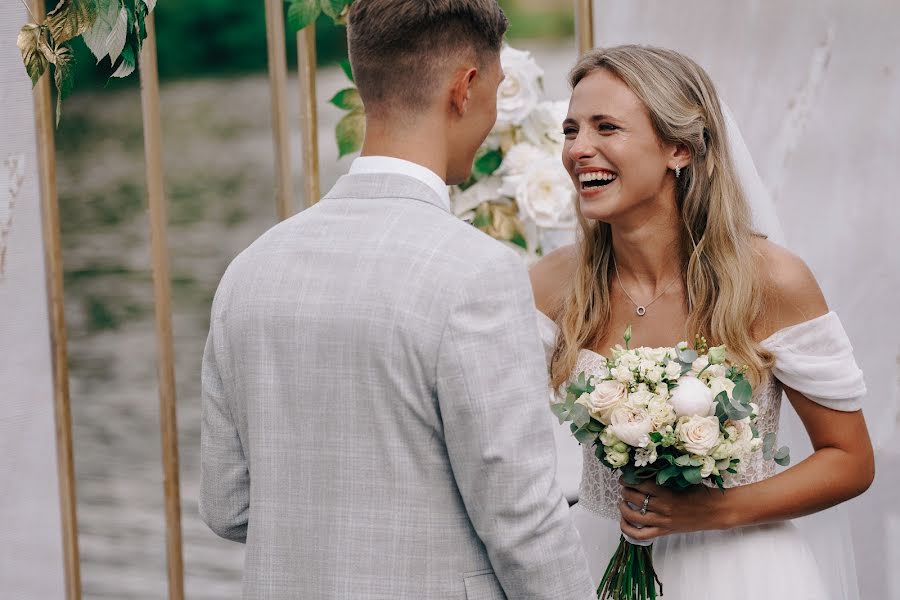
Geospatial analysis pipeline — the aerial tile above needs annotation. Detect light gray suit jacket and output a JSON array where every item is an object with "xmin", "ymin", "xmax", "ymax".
[{"xmin": 200, "ymin": 173, "xmax": 594, "ymax": 599}]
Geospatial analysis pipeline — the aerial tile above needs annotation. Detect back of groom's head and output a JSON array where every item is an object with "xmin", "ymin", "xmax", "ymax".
[{"xmin": 348, "ymin": 0, "xmax": 508, "ymax": 115}]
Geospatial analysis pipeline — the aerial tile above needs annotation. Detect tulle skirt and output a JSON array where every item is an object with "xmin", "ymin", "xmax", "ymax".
[{"xmin": 571, "ymin": 505, "xmax": 833, "ymax": 599}]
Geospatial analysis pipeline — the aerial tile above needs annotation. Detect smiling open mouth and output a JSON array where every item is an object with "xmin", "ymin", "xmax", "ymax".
[{"xmin": 578, "ymin": 171, "xmax": 618, "ymax": 189}]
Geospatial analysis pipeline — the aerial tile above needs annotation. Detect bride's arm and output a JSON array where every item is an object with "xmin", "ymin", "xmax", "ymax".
[{"xmin": 618, "ymin": 243, "xmax": 875, "ymax": 538}]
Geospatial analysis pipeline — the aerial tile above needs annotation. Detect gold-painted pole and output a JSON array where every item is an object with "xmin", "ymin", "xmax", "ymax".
[
  {"xmin": 575, "ymin": 0, "xmax": 595, "ymax": 56},
  {"xmin": 138, "ymin": 14, "xmax": 185, "ymax": 600},
  {"xmin": 298, "ymin": 26, "xmax": 321, "ymax": 208},
  {"xmin": 30, "ymin": 0, "xmax": 82, "ymax": 596},
  {"xmin": 265, "ymin": 0, "xmax": 295, "ymax": 220}
]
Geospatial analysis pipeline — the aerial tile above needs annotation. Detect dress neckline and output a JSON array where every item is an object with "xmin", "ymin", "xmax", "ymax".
[{"xmin": 535, "ymin": 309, "xmax": 837, "ymax": 354}]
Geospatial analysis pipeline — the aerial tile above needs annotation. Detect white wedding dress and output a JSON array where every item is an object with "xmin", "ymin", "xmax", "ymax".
[{"xmin": 538, "ymin": 310, "xmax": 867, "ymax": 600}]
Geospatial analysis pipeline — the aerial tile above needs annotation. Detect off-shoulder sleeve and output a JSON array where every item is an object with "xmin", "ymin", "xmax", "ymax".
[
  {"xmin": 535, "ymin": 310, "xmax": 559, "ymax": 366},
  {"xmin": 761, "ymin": 312, "xmax": 866, "ymax": 412}
]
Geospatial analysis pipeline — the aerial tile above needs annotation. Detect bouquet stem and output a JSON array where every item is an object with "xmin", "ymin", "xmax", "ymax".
[{"xmin": 596, "ymin": 536, "xmax": 662, "ymax": 600}]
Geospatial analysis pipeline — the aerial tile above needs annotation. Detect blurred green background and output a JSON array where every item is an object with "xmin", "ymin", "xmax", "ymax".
[{"xmin": 71, "ymin": 0, "xmax": 574, "ymax": 89}]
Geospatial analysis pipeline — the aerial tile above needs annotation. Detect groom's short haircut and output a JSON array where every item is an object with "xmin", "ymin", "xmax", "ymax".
[{"xmin": 347, "ymin": 0, "xmax": 508, "ymax": 114}]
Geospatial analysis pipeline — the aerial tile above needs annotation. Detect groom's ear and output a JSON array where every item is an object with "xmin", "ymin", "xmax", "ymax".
[{"xmin": 449, "ymin": 67, "xmax": 479, "ymax": 117}]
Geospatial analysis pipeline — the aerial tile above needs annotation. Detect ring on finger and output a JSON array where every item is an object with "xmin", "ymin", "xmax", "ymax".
[{"xmin": 640, "ymin": 493, "xmax": 651, "ymax": 516}]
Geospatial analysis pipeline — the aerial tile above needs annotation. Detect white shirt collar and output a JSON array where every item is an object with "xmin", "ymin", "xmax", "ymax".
[{"xmin": 349, "ymin": 156, "xmax": 451, "ymax": 211}]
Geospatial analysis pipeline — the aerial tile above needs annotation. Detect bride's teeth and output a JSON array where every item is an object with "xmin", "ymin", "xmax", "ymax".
[{"xmin": 578, "ymin": 172, "xmax": 617, "ymax": 183}]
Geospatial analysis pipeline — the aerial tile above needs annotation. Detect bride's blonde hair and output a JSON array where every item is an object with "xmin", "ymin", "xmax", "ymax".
[{"xmin": 550, "ymin": 45, "xmax": 772, "ymax": 389}]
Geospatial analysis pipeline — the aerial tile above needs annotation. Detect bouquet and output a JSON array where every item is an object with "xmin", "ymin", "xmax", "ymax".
[
  {"xmin": 450, "ymin": 45, "xmax": 577, "ymax": 260},
  {"xmin": 551, "ymin": 326, "xmax": 790, "ymax": 599}
]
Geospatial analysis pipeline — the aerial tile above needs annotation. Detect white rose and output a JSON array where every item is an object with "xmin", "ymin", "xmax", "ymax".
[
  {"xmin": 575, "ymin": 380, "xmax": 628, "ymax": 425},
  {"xmin": 678, "ymin": 415, "xmax": 722, "ymax": 456},
  {"xmin": 691, "ymin": 355, "xmax": 710, "ymax": 376},
  {"xmin": 496, "ymin": 45, "xmax": 543, "ymax": 127},
  {"xmin": 605, "ymin": 449, "xmax": 629, "ymax": 468},
  {"xmin": 705, "ymin": 364, "xmax": 728, "ymax": 379},
  {"xmin": 521, "ymin": 100, "xmax": 568, "ymax": 153},
  {"xmin": 669, "ymin": 376, "xmax": 715, "ymax": 417},
  {"xmin": 643, "ymin": 347, "xmax": 670, "ymax": 363},
  {"xmin": 627, "ymin": 389, "xmax": 654, "ymax": 408},
  {"xmin": 498, "ymin": 143, "xmax": 547, "ymax": 178},
  {"xmin": 664, "ymin": 361, "xmax": 683, "ymax": 380},
  {"xmin": 645, "ymin": 366, "xmax": 664, "ymax": 383},
  {"xmin": 608, "ymin": 407, "xmax": 654, "ymax": 448},
  {"xmin": 610, "ymin": 365, "xmax": 635, "ymax": 384},
  {"xmin": 708, "ymin": 376, "xmax": 736, "ymax": 401},
  {"xmin": 619, "ymin": 352, "xmax": 640, "ymax": 370},
  {"xmin": 648, "ymin": 397, "xmax": 677, "ymax": 429},
  {"xmin": 500, "ymin": 156, "xmax": 576, "ymax": 229},
  {"xmin": 700, "ymin": 455, "xmax": 717, "ymax": 478},
  {"xmin": 728, "ymin": 418, "xmax": 754, "ymax": 444}
]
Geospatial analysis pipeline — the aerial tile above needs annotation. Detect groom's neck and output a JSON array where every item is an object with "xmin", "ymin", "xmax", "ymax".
[{"xmin": 360, "ymin": 114, "xmax": 450, "ymax": 182}]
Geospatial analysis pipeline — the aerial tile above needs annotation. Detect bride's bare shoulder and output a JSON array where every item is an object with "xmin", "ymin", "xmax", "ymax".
[
  {"xmin": 751, "ymin": 237, "xmax": 829, "ymax": 338},
  {"xmin": 529, "ymin": 244, "xmax": 578, "ymax": 320}
]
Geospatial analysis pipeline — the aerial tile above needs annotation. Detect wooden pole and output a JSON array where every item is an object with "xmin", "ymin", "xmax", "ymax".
[
  {"xmin": 30, "ymin": 0, "xmax": 82, "ymax": 595},
  {"xmin": 265, "ymin": 0, "xmax": 295, "ymax": 220},
  {"xmin": 297, "ymin": 26, "xmax": 321, "ymax": 208},
  {"xmin": 575, "ymin": 0, "xmax": 595, "ymax": 56},
  {"xmin": 138, "ymin": 14, "xmax": 185, "ymax": 600}
]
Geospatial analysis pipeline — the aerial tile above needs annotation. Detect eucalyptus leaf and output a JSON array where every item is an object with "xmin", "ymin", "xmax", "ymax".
[
  {"xmin": 17, "ymin": 24, "xmax": 50, "ymax": 86},
  {"xmin": 677, "ymin": 348, "xmax": 698, "ymax": 364},
  {"xmin": 573, "ymin": 427, "xmax": 597, "ymax": 445},
  {"xmin": 330, "ymin": 87, "xmax": 363, "ymax": 111},
  {"xmin": 47, "ymin": 0, "xmax": 100, "ymax": 45},
  {"xmin": 550, "ymin": 403, "xmax": 569, "ymax": 424},
  {"xmin": 336, "ymin": 109, "xmax": 365, "ymax": 157},
  {"xmin": 569, "ymin": 403, "xmax": 591, "ymax": 428},
  {"xmin": 732, "ymin": 379, "xmax": 752, "ymax": 404},
  {"xmin": 682, "ymin": 466, "xmax": 703, "ymax": 485},
  {"xmin": 674, "ymin": 454, "xmax": 692, "ymax": 467},
  {"xmin": 763, "ymin": 432, "xmax": 777, "ymax": 456},
  {"xmin": 657, "ymin": 465, "xmax": 681, "ymax": 485},
  {"xmin": 287, "ymin": 0, "xmax": 321, "ymax": 32},
  {"xmin": 620, "ymin": 464, "xmax": 640, "ymax": 486},
  {"xmin": 648, "ymin": 432, "xmax": 663, "ymax": 444},
  {"xmin": 774, "ymin": 446, "xmax": 791, "ymax": 467}
]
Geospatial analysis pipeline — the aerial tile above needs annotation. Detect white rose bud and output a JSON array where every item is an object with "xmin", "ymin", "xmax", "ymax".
[
  {"xmin": 700, "ymin": 455, "xmax": 717, "ymax": 478},
  {"xmin": 608, "ymin": 407, "xmax": 654, "ymax": 448},
  {"xmin": 707, "ymin": 345, "xmax": 728, "ymax": 365},
  {"xmin": 605, "ymin": 450, "xmax": 629, "ymax": 468},
  {"xmin": 669, "ymin": 376, "xmax": 715, "ymax": 417},
  {"xmin": 678, "ymin": 415, "xmax": 722, "ymax": 456},
  {"xmin": 599, "ymin": 428, "xmax": 620, "ymax": 447},
  {"xmin": 575, "ymin": 380, "xmax": 628, "ymax": 425}
]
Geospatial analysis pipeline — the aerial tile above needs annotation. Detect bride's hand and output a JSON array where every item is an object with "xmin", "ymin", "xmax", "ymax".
[{"xmin": 617, "ymin": 477, "xmax": 728, "ymax": 541}]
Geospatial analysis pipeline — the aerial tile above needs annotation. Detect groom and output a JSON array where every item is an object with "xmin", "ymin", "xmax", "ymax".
[{"xmin": 199, "ymin": 0, "xmax": 594, "ymax": 597}]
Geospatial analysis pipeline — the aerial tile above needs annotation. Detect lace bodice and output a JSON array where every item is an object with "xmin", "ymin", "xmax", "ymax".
[
  {"xmin": 572, "ymin": 348, "xmax": 783, "ymax": 520},
  {"xmin": 535, "ymin": 310, "xmax": 865, "ymax": 522}
]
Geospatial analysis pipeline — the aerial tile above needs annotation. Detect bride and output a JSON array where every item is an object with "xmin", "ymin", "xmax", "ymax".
[{"xmin": 530, "ymin": 45, "xmax": 874, "ymax": 599}]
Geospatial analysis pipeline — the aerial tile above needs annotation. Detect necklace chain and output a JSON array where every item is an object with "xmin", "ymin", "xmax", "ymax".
[{"xmin": 613, "ymin": 258, "xmax": 680, "ymax": 317}]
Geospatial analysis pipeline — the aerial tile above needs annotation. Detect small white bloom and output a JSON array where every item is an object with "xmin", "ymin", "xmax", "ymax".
[
  {"xmin": 575, "ymin": 380, "xmax": 628, "ymax": 425},
  {"xmin": 611, "ymin": 365, "xmax": 635, "ymax": 384},
  {"xmin": 711, "ymin": 440, "xmax": 734, "ymax": 461},
  {"xmin": 608, "ymin": 406, "xmax": 654, "ymax": 448},
  {"xmin": 496, "ymin": 45, "xmax": 544, "ymax": 127},
  {"xmin": 628, "ymin": 389, "xmax": 654, "ymax": 408},
  {"xmin": 634, "ymin": 445, "xmax": 658, "ymax": 467},
  {"xmin": 677, "ymin": 415, "xmax": 721, "ymax": 456},
  {"xmin": 669, "ymin": 376, "xmax": 715, "ymax": 417},
  {"xmin": 648, "ymin": 397, "xmax": 677, "ymax": 429},
  {"xmin": 645, "ymin": 366, "xmax": 664, "ymax": 383}
]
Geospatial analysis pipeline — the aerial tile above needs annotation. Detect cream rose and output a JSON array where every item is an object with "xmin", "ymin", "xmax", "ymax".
[
  {"xmin": 605, "ymin": 449, "xmax": 629, "ymax": 468},
  {"xmin": 608, "ymin": 407, "xmax": 654, "ymax": 448},
  {"xmin": 669, "ymin": 376, "xmax": 715, "ymax": 417},
  {"xmin": 678, "ymin": 415, "xmax": 722, "ymax": 456},
  {"xmin": 496, "ymin": 45, "xmax": 543, "ymax": 127},
  {"xmin": 575, "ymin": 380, "xmax": 627, "ymax": 425}
]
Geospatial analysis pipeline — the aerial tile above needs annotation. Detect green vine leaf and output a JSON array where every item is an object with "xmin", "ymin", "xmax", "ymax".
[
  {"xmin": 339, "ymin": 58, "xmax": 354, "ymax": 82},
  {"xmin": 47, "ymin": 0, "xmax": 100, "ymax": 45},
  {"xmin": 142, "ymin": 0, "xmax": 157, "ymax": 11},
  {"xmin": 336, "ymin": 110, "xmax": 365, "ymax": 157},
  {"xmin": 287, "ymin": 0, "xmax": 321, "ymax": 32},
  {"xmin": 17, "ymin": 24, "xmax": 51, "ymax": 86},
  {"xmin": 330, "ymin": 88, "xmax": 363, "ymax": 111},
  {"xmin": 53, "ymin": 44, "xmax": 76, "ymax": 125},
  {"xmin": 82, "ymin": 0, "xmax": 127, "ymax": 64},
  {"xmin": 111, "ymin": 42, "xmax": 136, "ymax": 78},
  {"xmin": 320, "ymin": 0, "xmax": 350, "ymax": 22}
]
